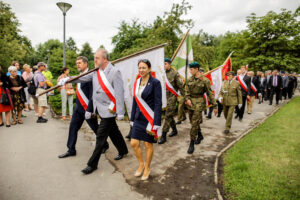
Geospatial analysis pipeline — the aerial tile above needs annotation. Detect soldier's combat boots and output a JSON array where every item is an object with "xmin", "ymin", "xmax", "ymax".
[
  {"xmin": 158, "ymin": 132, "xmax": 167, "ymax": 144},
  {"xmin": 169, "ymin": 125, "xmax": 178, "ymax": 137},
  {"xmin": 187, "ymin": 140, "xmax": 195, "ymax": 154},
  {"xmin": 195, "ymin": 131, "xmax": 204, "ymax": 144}
]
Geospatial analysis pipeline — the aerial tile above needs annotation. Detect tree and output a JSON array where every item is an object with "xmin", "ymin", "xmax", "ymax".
[
  {"xmin": 80, "ymin": 42, "xmax": 94, "ymax": 68},
  {"xmin": 66, "ymin": 37, "xmax": 78, "ymax": 52},
  {"xmin": 110, "ymin": 0, "xmax": 193, "ymax": 60},
  {"xmin": 0, "ymin": 1, "xmax": 34, "ymax": 70}
]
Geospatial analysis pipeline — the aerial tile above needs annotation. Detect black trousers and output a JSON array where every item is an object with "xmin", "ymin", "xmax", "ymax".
[
  {"xmin": 269, "ymin": 87, "xmax": 281, "ymax": 104},
  {"xmin": 264, "ymin": 89, "xmax": 270, "ymax": 101},
  {"xmin": 282, "ymin": 88, "xmax": 287, "ymax": 99},
  {"xmin": 87, "ymin": 117, "xmax": 128, "ymax": 168},
  {"xmin": 67, "ymin": 110, "xmax": 109, "ymax": 154},
  {"xmin": 236, "ymin": 95, "xmax": 247, "ymax": 120}
]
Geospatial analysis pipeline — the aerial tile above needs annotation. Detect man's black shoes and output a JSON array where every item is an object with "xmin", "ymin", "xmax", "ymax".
[
  {"xmin": 81, "ymin": 166, "xmax": 97, "ymax": 174},
  {"xmin": 58, "ymin": 152, "xmax": 76, "ymax": 158}
]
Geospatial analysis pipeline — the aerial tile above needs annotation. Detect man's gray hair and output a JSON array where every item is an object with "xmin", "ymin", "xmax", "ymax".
[
  {"xmin": 96, "ymin": 48, "xmax": 110, "ymax": 61},
  {"xmin": 8, "ymin": 66, "xmax": 17, "ymax": 72}
]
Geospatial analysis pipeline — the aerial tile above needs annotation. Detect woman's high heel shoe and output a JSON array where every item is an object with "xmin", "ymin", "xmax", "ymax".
[
  {"xmin": 141, "ymin": 170, "xmax": 151, "ymax": 181},
  {"xmin": 134, "ymin": 166, "xmax": 144, "ymax": 177}
]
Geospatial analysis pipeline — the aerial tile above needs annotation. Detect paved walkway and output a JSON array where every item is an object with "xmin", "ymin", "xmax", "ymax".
[{"xmin": 0, "ymin": 111, "xmax": 143, "ymax": 200}]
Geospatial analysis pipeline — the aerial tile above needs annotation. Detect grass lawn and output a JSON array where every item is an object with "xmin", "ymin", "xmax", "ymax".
[{"xmin": 223, "ymin": 97, "xmax": 300, "ymax": 200}]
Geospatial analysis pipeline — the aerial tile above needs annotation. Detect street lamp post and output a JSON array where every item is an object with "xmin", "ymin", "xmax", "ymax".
[{"xmin": 56, "ymin": 2, "xmax": 72, "ymax": 67}]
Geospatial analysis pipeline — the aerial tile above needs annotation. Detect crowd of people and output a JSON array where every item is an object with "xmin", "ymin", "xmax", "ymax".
[
  {"xmin": 1, "ymin": 50, "xmax": 299, "ymax": 181},
  {"xmin": 0, "ymin": 61, "xmax": 76, "ymax": 127}
]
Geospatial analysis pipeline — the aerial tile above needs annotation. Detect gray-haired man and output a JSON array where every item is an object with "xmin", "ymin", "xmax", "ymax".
[{"xmin": 59, "ymin": 48, "xmax": 128, "ymax": 174}]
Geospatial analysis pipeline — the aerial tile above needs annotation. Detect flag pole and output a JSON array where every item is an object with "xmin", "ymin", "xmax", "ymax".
[
  {"xmin": 171, "ymin": 29, "xmax": 190, "ymax": 62},
  {"xmin": 204, "ymin": 51, "xmax": 234, "ymax": 76},
  {"xmin": 36, "ymin": 43, "xmax": 168, "ymax": 97}
]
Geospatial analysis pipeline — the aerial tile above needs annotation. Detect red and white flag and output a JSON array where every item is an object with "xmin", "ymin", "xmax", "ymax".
[
  {"xmin": 222, "ymin": 57, "xmax": 231, "ymax": 80},
  {"xmin": 205, "ymin": 67, "xmax": 222, "ymax": 100}
]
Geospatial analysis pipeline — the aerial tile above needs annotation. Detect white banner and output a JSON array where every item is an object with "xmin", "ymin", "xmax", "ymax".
[
  {"xmin": 210, "ymin": 67, "xmax": 222, "ymax": 99},
  {"xmin": 114, "ymin": 46, "xmax": 167, "ymax": 117}
]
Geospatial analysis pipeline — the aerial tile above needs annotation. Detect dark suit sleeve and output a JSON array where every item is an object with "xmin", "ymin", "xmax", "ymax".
[
  {"xmin": 255, "ymin": 77, "xmax": 260, "ymax": 92},
  {"xmin": 153, "ymin": 79, "xmax": 162, "ymax": 126},
  {"xmin": 86, "ymin": 81, "xmax": 94, "ymax": 113},
  {"xmin": 130, "ymin": 97, "xmax": 137, "ymax": 122},
  {"xmin": 279, "ymin": 76, "xmax": 283, "ymax": 89}
]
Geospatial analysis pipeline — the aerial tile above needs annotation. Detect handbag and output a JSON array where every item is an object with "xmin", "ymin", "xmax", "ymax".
[
  {"xmin": 0, "ymin": 88, "xmax": 12, "ymax": 105},
  {"xmin": 66, "ymin": 88, "xmax": 75, "ymax": 96}
]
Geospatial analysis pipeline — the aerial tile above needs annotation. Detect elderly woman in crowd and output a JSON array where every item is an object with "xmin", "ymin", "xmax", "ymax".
[
  {"xmin": 7, "ymin": 66, "xmax": 27, "ymax": 125},
  {"xmin": 22, "ymin": 64, "xmax": 33, "ymax": 111},
  {"xmin": 57, "ymin": 67, "xmax": 74, "ymax": 120},
  {"xmin": 0, "ymin": 66, "xmax": 13, "ymax": 127}
]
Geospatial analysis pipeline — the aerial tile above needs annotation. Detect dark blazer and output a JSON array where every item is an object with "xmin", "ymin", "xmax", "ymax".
[
  {"xmin": 74, "ymin": 81, "xmax": 94, "ymax": 115},
  {"xmin": 130, "ymin": 75, "xmax": 162, "ymax": 126},
  {"xmin": 268, "ymin": 75, "xmax": 283, "ymax": 89}
]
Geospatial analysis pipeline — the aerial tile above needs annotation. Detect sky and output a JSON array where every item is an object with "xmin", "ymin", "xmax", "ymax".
[{"xmin": 5, "ymin": 0, "xmax": 299, "ymax": 52}]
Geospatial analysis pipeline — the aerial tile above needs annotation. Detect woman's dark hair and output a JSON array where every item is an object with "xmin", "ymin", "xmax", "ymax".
[
  {"xmin": 138, "ymin": 59, "xmax": 151, "ymax": 68},
  {"xmin": 61, "ymin": 67, "xmax": 69, "ymax": 74}
]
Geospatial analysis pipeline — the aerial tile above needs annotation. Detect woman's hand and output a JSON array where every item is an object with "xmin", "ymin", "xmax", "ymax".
[{"xmin": 11, "ymin": 86, "xmax": 22, "ymax": 92}]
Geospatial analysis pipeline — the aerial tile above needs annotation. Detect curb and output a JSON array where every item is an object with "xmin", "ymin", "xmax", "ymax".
[{"xmin": 213, "ymin": 98, "xmax": 292, "ymax": 200}]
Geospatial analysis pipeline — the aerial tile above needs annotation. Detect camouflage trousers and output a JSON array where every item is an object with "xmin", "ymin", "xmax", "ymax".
[
  {"xmin": 223, "ymin": 105, "xmax": 235, "ymax": 130},
  {"xmin": 162, "ymin": 95, "xmax": 177, "ymax": 133},
  {"xmin": 177, "ymin": 96, "xmax": 187, "ymax": 121},
  {"xmin": 188, "ymin": 109, "xmax": 202, "ymax": 140}
]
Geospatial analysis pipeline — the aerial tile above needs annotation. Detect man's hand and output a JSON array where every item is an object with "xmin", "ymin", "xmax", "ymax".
[
  {"xmin": 130, "ymin": 121, "xmax": 134, "ymax": 126},
  {"xmin": 185, "ymin": 99, "xmax": 193, "ymax": 107},
  {"xmin": 85, "ymin": 111, "xmax": 92, "ymax": 120},
  {"xmin": 238, "ymin": 104, "xmax": 242, "ymax": 109},
  {"xmin": 153, "ymin": 125, "xmax": 160, "ymax": 131},
  {"xmin": 117, "ymin": 115, "xmax": 124, "ymax": 121}
]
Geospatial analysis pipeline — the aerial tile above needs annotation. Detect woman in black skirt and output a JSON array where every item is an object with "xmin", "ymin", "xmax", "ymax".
[{"xmin": 130, "ymin": 59, "xmax": 162, "ymax": 181}]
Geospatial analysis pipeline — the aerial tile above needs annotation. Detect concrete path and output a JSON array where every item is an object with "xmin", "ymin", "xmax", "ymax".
[{"xmin": 0, "ymin": 111, "xmax": 144, "ymax": 200}]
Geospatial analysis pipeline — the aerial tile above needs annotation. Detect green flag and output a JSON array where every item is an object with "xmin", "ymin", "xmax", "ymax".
[{"xmin": 171, "ymin": 35, "xmax": 193, "ymax": 80}]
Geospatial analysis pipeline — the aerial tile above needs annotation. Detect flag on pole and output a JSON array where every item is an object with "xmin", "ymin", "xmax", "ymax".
[
  {"xmin": 222, "ymin": 57, "xmax": 232, "ymax": 80},
  {"xmin": 171, "ymin": 34, "xmax": 193, "ymax": 80},
  {"xmin": 114, "ymin": 44, "xmax": 167, "ymax": 117},
  {"xmin": 205, "ymin": 67, "xmax": 223, "ymax": 99}
]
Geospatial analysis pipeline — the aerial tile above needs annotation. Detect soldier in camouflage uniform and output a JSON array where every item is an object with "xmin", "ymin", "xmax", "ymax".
[
  {"xmin": 218, "ymin": 71, "xmax": 242, "ymax": 134},
  {"xmin": 158, "ymin": 58, "xmax": 185, "ymax": 144},
  {"xmin": 185, "ymin": 62, "xmax": 217, "ymax": 154}
]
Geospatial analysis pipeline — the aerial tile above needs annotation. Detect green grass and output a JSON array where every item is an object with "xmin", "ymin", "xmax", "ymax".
[{"xmin": 223, "ymin": 97, "xmax": 300, "ymax": 200}]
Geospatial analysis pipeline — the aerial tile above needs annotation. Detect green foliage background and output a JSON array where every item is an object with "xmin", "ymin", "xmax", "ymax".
[{"xmin": 1, "ymin": 0, "xmax": 299, "ymax": 113}]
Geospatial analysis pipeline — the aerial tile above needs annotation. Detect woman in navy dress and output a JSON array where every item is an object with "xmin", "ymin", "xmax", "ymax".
[{"xmin": 130, "ymin": 59, "xmax": 162, "ymax": 181}]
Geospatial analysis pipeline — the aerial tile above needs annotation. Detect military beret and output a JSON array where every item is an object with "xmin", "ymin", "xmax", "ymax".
[
  {"xmin": 226, "ymin": 71, "xmax": 234, "ymax": 76},
  {"xmin": 188, "ymin": 62, "xmax": 200, "ymax": 68},
  {"xmin": 164, "ymin": 58, "xmax": 172, "ymax": 63}
]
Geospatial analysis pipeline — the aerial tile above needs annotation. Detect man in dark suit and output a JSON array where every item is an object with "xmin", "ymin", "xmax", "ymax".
[
  {"xmin": 247, "ymin": 71, "xmax": 260, "ymax": 114},
  {"xmin": 264, "ymin": 70, "xmax": 272, "ymax": 101},
  {"xmin": 235, "ymin": 66, "xmax": 251, "ymax": 121},
  {"xmin": 281, "ymin": 71, "xmax": 289, "ymax": 100},
  {"xmin": 58, "ymin": 56, "xmax": 109, "ymax": 158},
  {"xmin": 268, "ymin": 69, "xmax": 283, "ymax": 105}
]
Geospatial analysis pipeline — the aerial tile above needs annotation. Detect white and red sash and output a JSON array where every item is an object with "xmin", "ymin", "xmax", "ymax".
[
  {"xmin": 133, "ymin": 77, "xmax": 161, "ymax": 140},
  {"xmin": 251, "ymin": 82, "xmax": 257, "ymax": 94},
  {"xmin": 96, "ymin": 69, "xmax": 116, "ymax": 113},
  {"xmin": 165, "ymin": 75, "xmax": 180, "ymax": 97},
  {"xmin": 76, "ymin": 83, "xmax": 89, "ymax": 111},
  {"xmin": 237, "ymin": 75, "xmax": 248, "ymax": 92}
]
